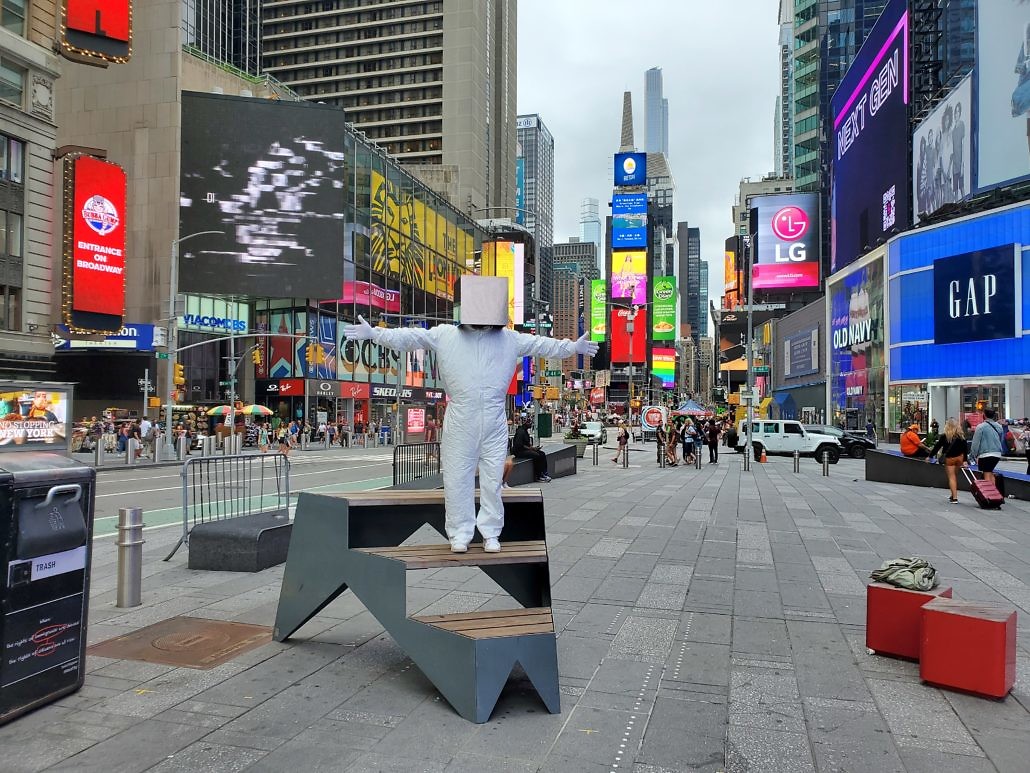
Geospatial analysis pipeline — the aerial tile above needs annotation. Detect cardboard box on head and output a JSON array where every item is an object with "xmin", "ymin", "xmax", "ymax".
[{"xmin": 459, "ymin": 275, "xmax": 509, "ymax": 326}]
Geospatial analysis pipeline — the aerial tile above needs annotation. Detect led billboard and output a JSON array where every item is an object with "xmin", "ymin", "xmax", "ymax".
[
  {"xmin": 914, "ymin": 74, "xmax": 972, "ymax": 223},
  {"xmin": 652, "ymin": 348, "xmax": 676, "ymax": 388},
  {"xmin": 0, "ymin": 387, "xmax": 71, "ymax": 451},
  {"xmin": 614, "ymin": 152, "xmax": 647, "ymax": 187},
  {"xmin": 482, "ymin": 240, "xmax": 525, "ymax": 325},
  {"xmin": 830, "ymin": 0, "xmax": 910, "ymax": 273},
  {"xmin": 652, "ymin": 277, "xmax": 677, "ymax": 340},
  {"xmin": 610, "ymin": 308, "xmax": 647, "ymax": 364},
  {"xmin": 612, "ymin": 251, "xmax": 647, "ymax": 304},
  {"xmin": 515, "ymin": 157, "xmax": 525, "ymax": 225},
  {"xmin": 751, "ymin": 193, "xmax": 820, "ymax": 290},
  {"xmin": 179, "ymin": 92, "xmax": 347, "ymax": 298},
  {"xmin": 612, "ymin": 193, "xmax": 647, "ymax": 248},
  {"xmin": 888, "ymin": 204, "xmax": 1030, "ymax": 382},
  {"xmin": 590, "ymin": 279, "xmax": 607, "ymax": 341},
  {"xmin": 63, "ymin": 155, "xmax": 126, "ymax": 333},
  {"xmin": 724, "ymin": 245, "xmax": 738, "ymax": 293},
  {"xmin": 61, "ymin": 0, "xmax": 132, "ymax": 63},
  {"xmin": 976, "ymin": 0, "xmax": 1030, "ymax": 192}
]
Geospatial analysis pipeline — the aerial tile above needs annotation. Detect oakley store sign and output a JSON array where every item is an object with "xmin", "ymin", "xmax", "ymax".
[{"xmin": 179, "ymin": 295, "xmax": 250, "ymax": 333}]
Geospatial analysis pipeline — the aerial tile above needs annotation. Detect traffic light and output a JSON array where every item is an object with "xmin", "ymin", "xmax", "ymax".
[
  {"xmin": 251, "ymin": 348, "xmax": 262, "ymax": 366},
  {"xmin": 173, "ymin": 362, "xmax": 185, "ymax": 386},
  {"xmin": 313, "ymin": 344, "xmax": 326, "ymax": 364}
]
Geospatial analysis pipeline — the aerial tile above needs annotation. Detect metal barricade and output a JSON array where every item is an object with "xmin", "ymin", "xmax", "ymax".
[
  {"xmin": 392, "ymin": 442, "xmax": 442, "ymax": 486},
  {"xmin": 164, "ymin": 453, "xmax": 291, "ymax": 560}
]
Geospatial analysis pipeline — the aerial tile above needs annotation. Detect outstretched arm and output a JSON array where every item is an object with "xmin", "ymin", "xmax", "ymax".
[
  {"xmin": 513, "ymin": 332, "xmax": 599, "ymax": 360},
  {"xmin": 342, "ymin": 316, "xmax": 442, "ymax": 352}
]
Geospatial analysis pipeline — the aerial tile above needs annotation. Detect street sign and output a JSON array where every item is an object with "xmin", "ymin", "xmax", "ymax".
[
  {"xmin": 755, "ymin": 366, "xmax": 770, "ymax": 374},
  {"xmin": 544, "ymin": 369, "xmax": 562, "ymax": 377},
  {"xmin": 156, "ymin": 352, "xmax": 169, "ymax": 359}
]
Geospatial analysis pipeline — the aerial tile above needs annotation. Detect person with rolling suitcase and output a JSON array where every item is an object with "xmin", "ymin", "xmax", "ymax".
[{"xmin": 928, "ymin": 418, "xmax": 968, "ymax": 504}]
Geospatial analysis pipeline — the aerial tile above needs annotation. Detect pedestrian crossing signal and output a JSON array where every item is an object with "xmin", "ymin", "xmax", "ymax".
[{"xmin": 251, "ymin": 348, "xmax": 262, "ymax": 366}]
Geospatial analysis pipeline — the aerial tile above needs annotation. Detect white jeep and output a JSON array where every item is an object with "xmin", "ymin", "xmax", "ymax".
[{"xmin": 735, "ymin": 419, "xmax": 842, "ymax": 464}]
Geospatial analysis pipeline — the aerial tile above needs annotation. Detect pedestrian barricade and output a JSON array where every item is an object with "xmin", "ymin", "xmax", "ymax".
[
  {"xmin": 393, "ymin": 442, "xmax": 442, "ymax": 487},
  {"xmin": 164, "ymin": 453, "xmax": 291, "ymax": 560}
]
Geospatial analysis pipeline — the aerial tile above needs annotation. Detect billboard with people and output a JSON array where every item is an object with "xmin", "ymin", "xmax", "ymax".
[{"xmin": 913, "ymin": 75, "xmax": 972, "ymax": 223}]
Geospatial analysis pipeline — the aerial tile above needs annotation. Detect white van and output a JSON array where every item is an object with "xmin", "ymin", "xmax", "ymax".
[{"xmin": 735, "ymin": 419, "xmax": 842, "ymax": 463}]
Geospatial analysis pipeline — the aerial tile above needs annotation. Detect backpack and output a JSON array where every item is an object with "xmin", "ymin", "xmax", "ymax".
[{"xmin": 869, "ymin": 557, "xmax": 939, "ymax": 591}]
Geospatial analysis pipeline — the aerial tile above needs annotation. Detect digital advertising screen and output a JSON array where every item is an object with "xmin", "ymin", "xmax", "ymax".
[
  {"xmin": 888, "ymin": 204, "xmax": 1030, "ymax": 382},
  {"xmin": 61, "ymin": 0, "xmax": 132, "ymax": 62},
  {"xmin": 609, "ymin": 308, "xmax": 647, "ymax": 364},
  {"xmin": 0, "ymin": 387, "xmax": 71, "ymax": 451},
  {"xmin": 611, "ymin": 251, "xmax": 647, "ymax": 304},
  {"xmin": 612, "ymin": 193, "xmax": 647, "ymax": 248},
  {"xmin": 829, "ymin": 255, "xmax": 884, "ymax": 416},
  {"xmin": 179, "ymin": 92, "xmax": 347, "ymax": 299},
  {"xmin": 652, "ymin": 348, "xmax": 676, "ymax": 388},
  {"xmin": 913, "ymin": 74, "xmax": 972, "ymax": 223},
  {"xmin": 483, "ymin": 240, "xmax": 525, "ymax": 325},
  {"xmin": 830, "ymin": 0, "xmax": 910, "ymax": 273},
  {"xmin": 614, "ymin": 152, "xmax": 647, "ymax": 187},
  {"xmin": 724, "ymin": 245, "xmax": 738, "ymax": 293},
  {"xmin": 976, "ymin": 0, "xmax": 1030, "ymax": 192},
  {"xmin": 64, "ymin": 155, "xmax": 126, "ymax": 333},
  {"xmin": 590, "ymin": 279, "xmax": 607, "ymax": 341},
  {"xmin": 651, "ymin": 277, "xmax": 677, "ymax": 340},
  {"xmin": 751, "ymin": 193, "xmax": 820, "ymax": 290},
  {"xmin": 515, "ymin": 157, "xmax": 525, "ymax": 226}
]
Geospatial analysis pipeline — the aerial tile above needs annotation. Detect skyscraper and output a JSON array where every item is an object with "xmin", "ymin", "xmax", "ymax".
[
  {"xmin": 792, "ymin": 0, "xmax": 888, "ymax": 273},
  {"xmin": 644, "ymin": 67, "xmax": 669, "ymax": 156},
  {"xmin": 261, "ymin": 0, "xmax": 517, "ymax": 214},
  {"xmin": 580, "ymin": 198, "xmax": 603, "ymax": 276},
  {"xmin": 552, "ymin": 240, "xmax": 600, "ymax": 282},
  {"xmin": 775, "ymin": 0, "xmax": 794, "ymax": 177},
  {"xmin": 182, "ymin": 0, "xmax": 262, "ymax": 75},
  {"xmin": 699, "ymin": 262, "xmax": 709, "ymax": 338},
  {"xmin": 517, "ymin": 114, "xmax": 555, "ymax": 308},
  {"xmin": 677, "ymin": 224, "xmax": 701, "ymax": 342}
]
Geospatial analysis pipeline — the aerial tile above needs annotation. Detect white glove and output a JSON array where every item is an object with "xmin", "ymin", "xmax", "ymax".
[
  {"xmin": 343, "ymin": 315, "xmax": 375, "ymax": 341},
  {"xmin": 574, "ymin": 333, "xmax": 599, "ymax": 356}
]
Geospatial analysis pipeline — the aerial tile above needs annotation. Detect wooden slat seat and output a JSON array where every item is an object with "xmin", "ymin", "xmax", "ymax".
[
  {"xmin": 413, "ymin": 607, "xmax": 554, "ymax": 639},
  {"xmin": 322, "ymin": 488, "xmax": 543, "ymax": 506},
  {"xmin": 356, "ymin": 540, "xmax": 547, "ymax": 569}
]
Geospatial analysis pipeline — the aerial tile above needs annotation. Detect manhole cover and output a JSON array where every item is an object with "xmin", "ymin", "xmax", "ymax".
[{"xmin": 87, "ymin": 616, "xmax": 272, "ymax": 670}]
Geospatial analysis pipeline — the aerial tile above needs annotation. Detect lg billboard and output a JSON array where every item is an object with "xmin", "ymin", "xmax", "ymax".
[
  {"xmin": 179, "ymin": 92, "xmax": 347, "ymax": 299},
  {"xmin": 750, "ymin": 193, "xmax": 820, "ymax": 291},
  {"xmin": 831, "ymin": 0, "xmax": 910, "ymax": 273}
]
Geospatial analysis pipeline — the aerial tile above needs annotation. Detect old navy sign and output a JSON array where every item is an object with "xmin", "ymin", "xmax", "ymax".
[{"xmin": 933, "ymin": 245, "xmax": 1019, "ymax": 345}]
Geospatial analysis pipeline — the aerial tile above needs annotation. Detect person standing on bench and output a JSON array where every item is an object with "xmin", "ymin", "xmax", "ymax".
[
  {"xmin": 343, "ymin": 275, "xmax": 597, "ymax": 554},
  {"xmin": 512, "ymin": 417, "xmax": 551, "ymax": 483}
]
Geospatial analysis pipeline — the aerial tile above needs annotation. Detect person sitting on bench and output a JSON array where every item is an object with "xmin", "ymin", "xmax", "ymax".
[
  {"xmin": 512, "ymin": 417, "xmax": 551, "ymax": 482},
  {"xmin": 901, "ymin": 423, "xmax": 932, "ymax": 459}
]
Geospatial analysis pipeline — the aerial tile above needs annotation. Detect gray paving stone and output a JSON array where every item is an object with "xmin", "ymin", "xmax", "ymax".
[
  {"xmin": 611, "ymin": 616, "xmax": 677, "ymax": 663},
  {"xmin": 46, "ymin": 719, "xmax": 209, "ymax": 773},
  {"xmin": 726, "ymin": 726, "xmax": 815, "ymax": 773},
  {"xmin": 147, "ymin": 741, "xmax": 267, "ymax": 772},
  {"xmin": 867, "ymin": 679, "xmax": 984, "ymax": 757}
]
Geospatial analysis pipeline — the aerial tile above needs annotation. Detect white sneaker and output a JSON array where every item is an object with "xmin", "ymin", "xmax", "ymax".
[
  {"xmin": 483, "ymin": 538, "xmax": 501, "ymax": 553},
  {"xmin": 450, "ymin": 541, "xmax": 468, "ymax": 553},
  {"xmin": 501, "ymin": 482, "xmax": 510, "ymax": 488}
]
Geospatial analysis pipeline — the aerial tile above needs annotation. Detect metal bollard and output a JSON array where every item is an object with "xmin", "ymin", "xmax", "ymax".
[
  {"xmin": 743, "ymin": 445, "xmax": 751, "ymax": 471},
  {"xmin": 94, "ymin": 441, "xmax": 106, "ymax": 467},
  {"xmin": 592, "ymin": 441, "xmax": 599, "ymax": 465},
  {"xmin": 793, "ymin": 450, "xmax": 801, "ymax": 473},
  {"xmin": 116, "ymin": 507, "xmax": 145, "ymax": 608},
  {"xmin": 822, "ymin": 450, "xmax": 830, "ymax": 476},
  {"xmin": 153, "ymin": 439, "xmax": 163, "ymax": 463},
  {"xmin": 125, "ymin": 438, "xmax": 139, "ymax": 466},
  {"xmin": 177, "ymin": 435, "xmax": 189, "ymax": 461}
]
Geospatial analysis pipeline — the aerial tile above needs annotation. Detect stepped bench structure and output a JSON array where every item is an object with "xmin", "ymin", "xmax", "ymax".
[{"xmin": 272, "ymin": 488, "xmax": 560, "ymax": 723}]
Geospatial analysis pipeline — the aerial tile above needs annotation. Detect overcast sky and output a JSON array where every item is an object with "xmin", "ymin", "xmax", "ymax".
[{"xmin": 517, "ymin": 0, "xmax": 781, "ymax": 309}]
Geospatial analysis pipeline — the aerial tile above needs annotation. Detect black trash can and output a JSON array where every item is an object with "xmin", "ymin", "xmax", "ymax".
[{"xmin": 0, "ymin": 452, "xmax": 96, "ymax": 725}]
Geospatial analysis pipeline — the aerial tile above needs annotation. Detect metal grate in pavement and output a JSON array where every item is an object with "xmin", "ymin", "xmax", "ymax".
[{"xmin": 87, "ymin": 616, "xmax": 272, "ymax": 670}]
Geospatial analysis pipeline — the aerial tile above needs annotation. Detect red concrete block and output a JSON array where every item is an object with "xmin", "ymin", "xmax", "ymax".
[
  {"xmin": 865, "ymin": 582, "xmax": 953, "ymax": 660},
  {"xmin": 920, "ymin": 598, "xmax": 1017, "ymax": 699}
]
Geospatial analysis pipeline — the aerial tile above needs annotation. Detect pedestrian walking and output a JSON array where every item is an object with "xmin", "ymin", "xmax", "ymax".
[
  {"xmin": 706, "ymin": 420, "xmax": 720, "ymax": 464},
  {"xmin": 655, "ymin": 422, "xmax": 667, "ymax": 466},
  {"xmin": 665, "ymin": 421, "xmax": 679, "ymax": 466},
  {"xmin": 682, "ymin": 421, "xmax": 697, "ymax": 465},
  {"xmin": 928, "ymin": 418, "xmax": 968, "ymax": 503},
  {"xmin": 969, "ymin": 408, "xmax": 1006, "ymax": 487},
  {"xmin": 1021, "ymin": 422, "xmax": 1030, "ymax": 474},
  {"xmin": 612, "ymin": 423, "xmax": 629, "ymax": 464},
  {"xmin": 258, "ymin": 423, "xmax": 270, "ymax": 453}
]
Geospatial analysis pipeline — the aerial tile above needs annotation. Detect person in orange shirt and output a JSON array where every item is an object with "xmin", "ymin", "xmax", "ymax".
[{"xmin": 900, "ymin": 423, "xmax": 932, "ymax": 459}]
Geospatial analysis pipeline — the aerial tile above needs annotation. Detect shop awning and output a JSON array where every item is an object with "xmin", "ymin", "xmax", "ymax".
[
  {"xmin": 720, "ymin": 358, "xmax": 748, "ymax": 372},
  {"xmin": 772, "ymin": 392, "xmax": 795, "ymax": 407}
]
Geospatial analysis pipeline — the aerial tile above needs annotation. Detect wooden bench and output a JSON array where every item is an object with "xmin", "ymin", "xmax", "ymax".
[{"xmin": 273, "ymin": 489, "xmax": 559, "ymax": 723}]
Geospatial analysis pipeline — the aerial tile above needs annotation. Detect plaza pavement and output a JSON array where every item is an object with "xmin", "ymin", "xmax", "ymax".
[{"xmin": 4, "ymin": 448, "xmax": 1030, "ymax": 772}]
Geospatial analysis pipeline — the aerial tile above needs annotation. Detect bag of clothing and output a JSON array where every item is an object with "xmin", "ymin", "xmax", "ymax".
[{"xmin": 869, "ymin": 557, "xmax": 939, "ymax": 591}]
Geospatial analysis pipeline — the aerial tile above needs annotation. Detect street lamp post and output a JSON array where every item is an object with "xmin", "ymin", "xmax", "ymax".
[
  {"xmin": 745, "ymin": 232, "xmax": 755, "ymax": 462},
  {"xmin": 165, "ymin": 230, "xmax": 224, "ymax": 454}
]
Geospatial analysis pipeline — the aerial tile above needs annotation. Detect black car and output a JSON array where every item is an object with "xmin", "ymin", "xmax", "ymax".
[{"xmin": 803, "ymin": 425, "xmax": 877, "ymax": 458}]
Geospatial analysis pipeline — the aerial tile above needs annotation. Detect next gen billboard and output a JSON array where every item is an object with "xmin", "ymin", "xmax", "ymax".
[
  {"xmin": 614, "ymin": 152, "xmax": 647, "ymax": 187},
  {"xmin": 590, "ymin": 279, "xmax": 607, "ymax": 341},
  {"xmin": 612, "ymin": 193, "xmax": 647, "ymax": 248},
  {"xmin": 751, "ymin": 193, "xmax": 820, "ymax": 290},
  {"xmin": 831, "ymin": 0, "xmax": 909, "ymax": 274},
  {"xmin": 888, "ymin": 204, "xmax": 1030, "ymax": 382},
  {"xmin": 976, "ymin": 0, "xmax": 1030, "ymax": 193},
  {"xmin": 651, "ymin": 277, "xmax": 677, "ymax": 340}
]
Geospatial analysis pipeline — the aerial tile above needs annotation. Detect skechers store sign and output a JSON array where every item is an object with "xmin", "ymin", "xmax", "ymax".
[{"xmin": 888, "ymin": 204, "xmax": 1030, "ymax": 381}]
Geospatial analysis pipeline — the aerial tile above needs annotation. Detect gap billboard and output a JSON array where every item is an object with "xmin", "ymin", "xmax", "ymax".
[{"xmin": 831, "ymin": 0, "xmax": 910, "ymax": 273}]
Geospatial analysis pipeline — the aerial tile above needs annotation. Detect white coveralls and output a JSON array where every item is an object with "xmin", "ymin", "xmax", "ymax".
[{"xmin": 370, "ymin": 324, "xmax": 576, "ymax": 544}]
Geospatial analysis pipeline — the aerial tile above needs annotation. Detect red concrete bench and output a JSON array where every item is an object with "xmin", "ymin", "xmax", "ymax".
[
  {"xmin": 866, "ymin": 582, "xmax": 953, "ymax": 660},
  {"xmin": 920, "ymin": 598, "xmax": 1017, "ymax": 698}
]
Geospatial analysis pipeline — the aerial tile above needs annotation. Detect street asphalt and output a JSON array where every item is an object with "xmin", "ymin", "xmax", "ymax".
[{"xmin": 3, "ymin": 442, "xmax": 1030, "ymax": 772}]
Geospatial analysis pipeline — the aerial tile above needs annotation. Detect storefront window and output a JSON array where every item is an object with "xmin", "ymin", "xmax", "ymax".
[{"xmin": 888, "ymin": 384, "xmax": 929, "ymax": 433}]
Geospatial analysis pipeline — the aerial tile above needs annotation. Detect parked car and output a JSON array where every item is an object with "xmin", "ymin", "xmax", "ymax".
[
  {"xmin": 580, "ymin": 421, "xmax": 608, "ymax": 444},
  {"xmin": 734, "ymin": 419, "xmax": 842, "ymax": 463},
  {"xmin": 803, "ymin": 424, "xmax": 876, "ymax": 458}
]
